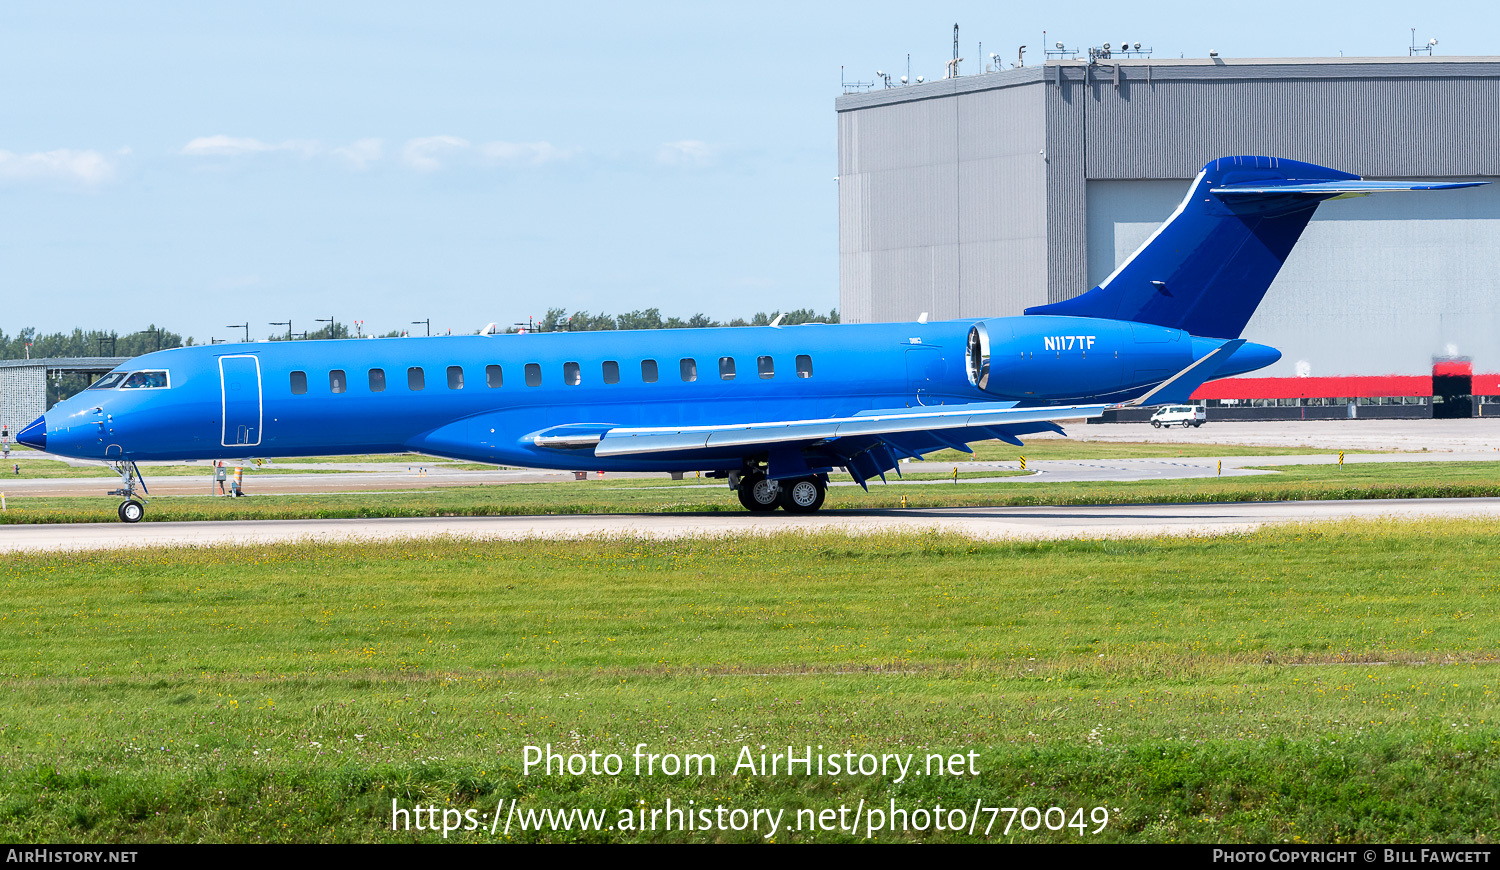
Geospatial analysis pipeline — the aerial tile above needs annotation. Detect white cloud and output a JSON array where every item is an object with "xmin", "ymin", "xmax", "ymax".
[
  {"xmin": 181, "ymin": 135, "xmax": 274, "ymax": 156},
  {"xmin": 180, "ymin": 135, "xmax": 318, "ymax": 157},
  {"xmin": 402, "ymin": 135, "xmax": 470, "ymax": 171},
  {"xmin": 0, "ymin": 148, "xmax": 118, "ymax": 185},
  {"xmin": 178, "ymin": 134, "xmax": 571, "ymax": 173},
  {"xmin": 656, "ymin": 139, "xmax": 717, "ymax": 167},
  {"xmin": 331, "ymin": 138, "xmax": 383, "ymax": 170},
  {"xmin": 180, "ymin": 135, "xmax": 374, "ymax": 166},
  {"xmin": 477, "ymin": 140, "xmax": 569, "ymax": 167}
]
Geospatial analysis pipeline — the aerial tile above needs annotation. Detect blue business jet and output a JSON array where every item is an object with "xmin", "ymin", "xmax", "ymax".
[{"xmin": 16, "ymin": 157, "xmax": 1482, "ymax": 521}]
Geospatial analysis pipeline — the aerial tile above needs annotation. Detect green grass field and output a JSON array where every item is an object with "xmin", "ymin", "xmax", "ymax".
[
  {"xmin": 2, "ymin": 520, "xmax": 1499, "ymax": 842},
  {"xmin": 1, "ymin": 459, "xmax": 1497, "ymax": 524}
]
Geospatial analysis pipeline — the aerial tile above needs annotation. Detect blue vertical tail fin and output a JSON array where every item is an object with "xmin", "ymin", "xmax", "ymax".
[{"xmin": 1024, "ymin": 156, "xmax": 1483, "ymax": 339}]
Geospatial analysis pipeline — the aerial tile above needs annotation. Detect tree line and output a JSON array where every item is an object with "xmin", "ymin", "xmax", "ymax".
[
  {"xmin": 0, "ymin": 326, "xmax": 188, "ymax": 361},
  {"xmin": 517, "ymin": 307, "xmax": 840, "ymax": 333},
  {"xmin": 1, "ymin": 307, "xmax": 841, "ymax": 360}
]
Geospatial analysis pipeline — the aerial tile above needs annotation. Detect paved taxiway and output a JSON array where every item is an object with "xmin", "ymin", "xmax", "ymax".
[
  {"xmin": 4, "ymin": 497, "xmax": 1499, "ymax": 553},
  {"xmin": 9, "ymin": 446, "xmax": 1500, "ymax": 497}
]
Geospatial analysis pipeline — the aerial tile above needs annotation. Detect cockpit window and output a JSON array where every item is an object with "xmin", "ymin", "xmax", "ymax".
[
  {"xmin": 120, "ymin": 370, "xmax": 169, "ymax": 389},
  {"xmin": 87, "ymin": 372, "xmax": 128, "ymax": 390}
]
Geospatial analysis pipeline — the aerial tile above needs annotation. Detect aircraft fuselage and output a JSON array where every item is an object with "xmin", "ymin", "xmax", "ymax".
[{"xmin": 30, "ymin": 315, "xmax": 1275, "ymax": 471}]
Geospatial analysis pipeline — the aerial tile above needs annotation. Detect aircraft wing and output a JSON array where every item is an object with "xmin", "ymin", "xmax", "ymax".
[{"xmin": 590, "ymin": 401, "xmax": 1106, "ymax": 457}]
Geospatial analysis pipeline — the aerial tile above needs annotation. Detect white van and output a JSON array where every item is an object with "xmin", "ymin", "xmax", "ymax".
[{"xmin": 1150, "ymin": 405, "xmax": 1206, "ymax": 428}]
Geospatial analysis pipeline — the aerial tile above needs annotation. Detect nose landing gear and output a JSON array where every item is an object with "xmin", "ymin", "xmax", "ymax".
[{"xmin": 108, "ymin": 460, "xmax": 149, "ymax": 523}]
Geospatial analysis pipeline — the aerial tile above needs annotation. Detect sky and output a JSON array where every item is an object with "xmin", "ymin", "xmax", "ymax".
[{"xmin": 1, "ymin": 1, "xmax": 1493, "ymax": 343}]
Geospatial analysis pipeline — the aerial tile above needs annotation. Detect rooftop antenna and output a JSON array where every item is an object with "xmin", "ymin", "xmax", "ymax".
[
  {"xmin": 946, "ymin": 23, "xmax": 963, "ymax": 78},
  {"xmin": 1045, "ymin": 33, "xmax": 1080, "ymax": 60},
  {"xmin": 1409, "ymin": 28, "xmax": 1437, "ymax": 56},
  {"xmin": 841, "ymin": 64, "xmax": 874, "ymax": 93}
]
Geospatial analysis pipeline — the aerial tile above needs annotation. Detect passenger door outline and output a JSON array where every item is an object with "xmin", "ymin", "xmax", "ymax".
[{"xmin": 219, "ymin": 354, "xmax": 263, "ymax": 447}]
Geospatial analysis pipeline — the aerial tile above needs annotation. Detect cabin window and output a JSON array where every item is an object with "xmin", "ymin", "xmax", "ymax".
[
  {"xmin": 758, "ymin": 355, "xmax": 774, "ymax": 379},
  {"xmin": 88, "ymin": 372, "xmax": 128, "ymax": 390},
  {"xmin": 602, "ymin": 360, "xmax": 620, "ymax": 384},
  {"xmin": 368, "ymin": 368, "xmax": 385, "ymax": 392},
  {"xmin": 121, "ymin": 370, "xmax": 170, "ymax": 389},
  {"xmin": 329, "ymin": 369, "xmax": 347, "ymax": 394},
  {"xmin": 290, "ymin": 371, "xmax": 307, "ymax": 395},
  {"xmin": 796, "ymin": 354, "xmax": 813, "ymax": 378},
  {"xmin": 447, "ymin": 365, "xmax": 464, "ymax": 390},
  {"xmin": 486, "ymin": 365, "xmax": 502, "ymax": 388},
  {"xmin": 525, "ymin": 363, "xmax": 542, "ymax": 387},
  {"xmin": 641, "ymin": 359, "xmax": 658, "ymax": 383},
  {"xmin": 719, "ymin": 357, "xmax": 735, "ymax": 380},
  {"xmin": 408, "ymin": 367, "xmax": 425, "ymax": 391},
  {"xmin": 680, "ymin": 358, "xmax": 697, "ymax": 382},
  {"xmin": 564, "ymin": 361, "xmax": 581, "ymax": 386}
]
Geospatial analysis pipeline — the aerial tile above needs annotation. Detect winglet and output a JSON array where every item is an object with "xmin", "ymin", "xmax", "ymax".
[{"xmin": 1117, "ymin": 339, "xmax": 1246, "ymax": 408}]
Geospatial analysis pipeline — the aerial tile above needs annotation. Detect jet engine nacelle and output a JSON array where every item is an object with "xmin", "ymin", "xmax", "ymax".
[{"xmin": 965, "ymin": 315, "xmax": 1277, "ymax": 403}]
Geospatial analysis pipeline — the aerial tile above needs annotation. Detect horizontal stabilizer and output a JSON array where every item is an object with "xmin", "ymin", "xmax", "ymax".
[
  {"xmin": 1117, "ymin": 339, "xmax": 1245, "ymax": 408},
  {"xmin": 1213, "ymin": 180, "xmax": 1484, "ymax": 197}
]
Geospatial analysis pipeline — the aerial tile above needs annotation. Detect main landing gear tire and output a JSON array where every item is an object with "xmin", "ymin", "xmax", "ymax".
[
  {"xmin": 737, "ymin": 473, "xmax": 781, "ymax": 512},
  {"xmin": 118, "ymin": 499, "xmax": 145, "ymax": 523},
  {"xmin": 778, "ymin": 477, "xmax": 826, "ymax": 514}
]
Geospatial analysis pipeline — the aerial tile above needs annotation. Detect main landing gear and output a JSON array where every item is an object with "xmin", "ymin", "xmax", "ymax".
[
  {"xmin": 733, "ymin": 471, "xmax": 827, "ymax": 514},
  {"xmin": 108, "ymin": 460, "xmax": 148, "ymax": 523}
]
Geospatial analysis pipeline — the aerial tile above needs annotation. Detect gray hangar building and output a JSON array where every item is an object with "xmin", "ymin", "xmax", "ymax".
[{"xmin": 835, "ymin": 56, "xmax": 1500, "ymax": 418}]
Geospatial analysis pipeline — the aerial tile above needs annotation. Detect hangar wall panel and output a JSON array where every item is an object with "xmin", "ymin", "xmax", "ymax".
[
  {"xmin": 1044, "ymin": 74, "xmax": 1088, "ymax": 302},
  {"xmin": 1082, "ymin": 64, "xmax": 1500, "ymax": 180},
  {"xmin": 838, "ymin": 75, "xmax": 1046, "ymax": 322}
]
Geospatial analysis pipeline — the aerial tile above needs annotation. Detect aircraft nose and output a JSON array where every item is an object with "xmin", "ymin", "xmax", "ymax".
[{"xmin": 16, "ymin": 416, "xmax": 46, "ymax": 452}]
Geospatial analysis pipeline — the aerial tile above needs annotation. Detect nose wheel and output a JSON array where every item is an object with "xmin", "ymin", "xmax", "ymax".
[{"xmin": 107, "ymin": 460, "xmax": 149, "ymax": 523}]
